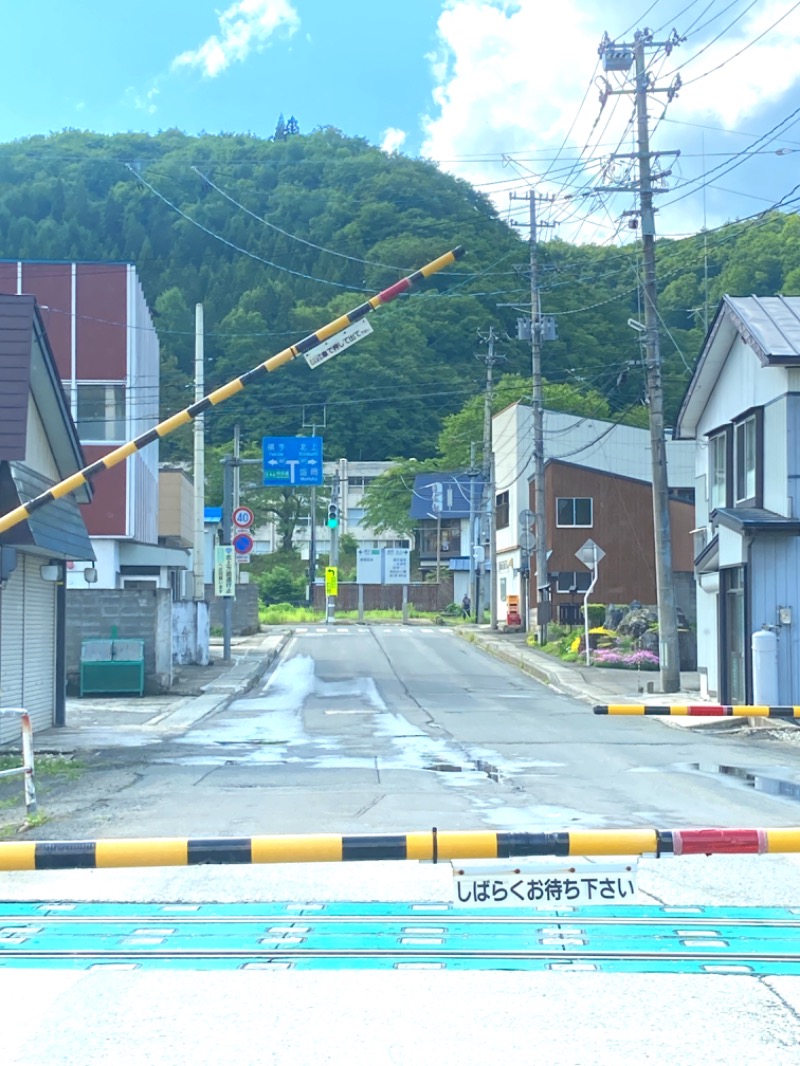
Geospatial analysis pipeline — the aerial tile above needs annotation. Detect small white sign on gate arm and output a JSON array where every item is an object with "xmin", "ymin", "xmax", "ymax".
[
  {"xmin": 451, "ymin": 861, "xmax": 638, "ymax": 908},
  {"xmin": 303, "ymin": 319, "xmax": 374, "ymax": 369}
]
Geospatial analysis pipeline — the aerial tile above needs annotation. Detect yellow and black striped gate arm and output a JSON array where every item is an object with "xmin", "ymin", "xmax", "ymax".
[{"xmin": 0, "ymin": 245, "xmax": 465, "ymax": 537}]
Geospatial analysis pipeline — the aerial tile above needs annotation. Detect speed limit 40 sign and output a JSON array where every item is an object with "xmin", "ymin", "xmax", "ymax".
[{"xmin": 233, "ymin": 506, "xmax": 254, "ymax": 528}]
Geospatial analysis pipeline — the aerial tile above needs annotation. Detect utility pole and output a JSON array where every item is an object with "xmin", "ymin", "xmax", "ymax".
[
  {"xmin": 599, "ymin": 27, "xmax": 683, "ymax": 691},
  {"xmin": 477, "ymin": 327, "xmax": 503, "ymax": 628},
  {"xmin": 326, "ymin": 473, "xmax": 340, "ymax": 626},
  {"xmin": 193, "ymin": 303, "xmax": 209, "ymax": 664},
  {"xmin": 468, "ymin": 441, "xmax": 478, "ymax": 618},
  {"xmin": 303, "ymin": 406, "xmax": 325, "ymax": 607},
  {"xmin": 510, "ymin": 191, "xmax": 554, "ymax": 643}
]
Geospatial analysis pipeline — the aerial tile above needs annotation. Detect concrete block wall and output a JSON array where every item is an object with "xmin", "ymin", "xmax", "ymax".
[
  {"xmin": 66, "ymin": 587, "xmax": 174, "ymax": 693},
  {"xmin": 207, "ymin": 583, "xmax": 260, "ymax": 636}
]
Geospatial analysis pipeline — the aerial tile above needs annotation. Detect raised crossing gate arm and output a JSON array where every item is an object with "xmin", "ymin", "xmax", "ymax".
[
  {"xmin": 0, "ymin": 246, "xmax": 465, "ymax": 537},
  {"xmin": 1, "ymin": 826, "xmax": 797, "ymax": 872}
]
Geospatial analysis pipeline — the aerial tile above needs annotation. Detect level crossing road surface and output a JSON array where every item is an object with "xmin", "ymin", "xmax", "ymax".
[{"xmin": 6, "ymin": 624, "xmax": 800, "ymax": 1062}]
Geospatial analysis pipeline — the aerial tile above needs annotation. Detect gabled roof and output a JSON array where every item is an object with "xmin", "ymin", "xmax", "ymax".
[
  {"xmin": 409, "ymin": 473, "xmax": 484, "ymax": 520},
  {"xmin": 676, "ymin": 295, "xmax": 800, "ymax": 439}
]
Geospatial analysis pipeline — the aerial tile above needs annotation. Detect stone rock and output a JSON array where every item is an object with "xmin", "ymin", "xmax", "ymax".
[
  {"xmin": 604, "ymin": 605, "xmax": 626, "ymax": 630},
  {"xmin": 617, "ymin": 606, "xmax": 658, "ymax": 638}
]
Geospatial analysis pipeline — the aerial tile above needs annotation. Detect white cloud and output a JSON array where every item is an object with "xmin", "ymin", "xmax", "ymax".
[
  {"xmin": 419, "ymin": 0, "xmax": 800, "ymax": 241},
  {"xmin": 172, "ymin": 0, "xmax": 300, "ymax": 78},
  {"xmin": 125, "ymin": 85, "xmax": 161, "ymax": 115},
  {"xmin": 381, "ymin": 127, "xmax": 407, "ymax": 154}
]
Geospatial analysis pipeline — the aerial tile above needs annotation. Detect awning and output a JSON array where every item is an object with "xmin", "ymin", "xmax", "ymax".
[
  {"xmin": 119, "ymin": 542, "xmax": 189, "ymax": 569},
  {"xmin": 713, "ymin": 507, "xmax": 800, "ymax": 535},
  {"xmin": 0, "ymin": 461, "xmax": 94, "ymax": 560}
]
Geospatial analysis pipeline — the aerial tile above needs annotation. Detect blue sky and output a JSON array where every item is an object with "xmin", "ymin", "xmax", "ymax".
[{"xmin": 5, "ymin": 1, "xmax": 800, "ymax": 244}]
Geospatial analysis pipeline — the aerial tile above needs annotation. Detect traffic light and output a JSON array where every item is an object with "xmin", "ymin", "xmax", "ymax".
[{"xmin": 327, "ymin": 502, "xmax": 339, "ymax": 528}]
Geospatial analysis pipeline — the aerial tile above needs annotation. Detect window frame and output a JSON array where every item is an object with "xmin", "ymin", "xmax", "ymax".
[
  {"xmin": 556, "ymin": 497, "xmax": 593, "ymax": 528},
  {"xmin": 495, "ymin": 490, "xmax": 510, "ymax": 530},
  {"xmin": 733, "ymin": 409, "xmax": 761, "ymax": 507},
  {"xmin": 556, "ymin": 570, "xmax": 592, "ymax": 593},
  {"xmin": 75, "ymin": 381, "xmax": 127, "ymax": 443}
]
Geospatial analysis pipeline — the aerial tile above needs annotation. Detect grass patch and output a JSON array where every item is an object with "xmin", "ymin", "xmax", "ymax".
[{"xmin": 258, "ymin": 605, "xmax": 442, "ymax": 625}]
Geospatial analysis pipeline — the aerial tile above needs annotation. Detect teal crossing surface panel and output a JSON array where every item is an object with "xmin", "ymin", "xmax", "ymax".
[{"xmin": 3, "ymin": 902, "xmax": 800, "ymax": 973}]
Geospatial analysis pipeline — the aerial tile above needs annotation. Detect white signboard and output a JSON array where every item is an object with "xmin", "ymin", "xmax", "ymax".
[
  {"xmin": 303, "ymin": 319, "xmax": 374, "ymax": 369},
  {"xmin": 575, "ymin": 538, "xmax": 606, "ymax": 569},
  {"xmin": 452, "ymin": 862, "xmax": 638, "ymax": 908},
  {"xmin": 384, "ymin": 547, "xmax": 411, "ymax": 585},
  {"xmin": 356, "ymin": 547, "xmax": 383, "ymax": 585},
  {"xmin": 214, "ymin": 545, "xmax": 236, "ymax": 597}
]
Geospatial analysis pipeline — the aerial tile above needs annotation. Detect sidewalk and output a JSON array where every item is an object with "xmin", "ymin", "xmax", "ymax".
[
  {"xmin": 28, "ymin": 630, "xmax": 291, "ymax": 754},
  {"xmin": 463, "ymin": 627, "xmax": 729, "ymax": 730}
]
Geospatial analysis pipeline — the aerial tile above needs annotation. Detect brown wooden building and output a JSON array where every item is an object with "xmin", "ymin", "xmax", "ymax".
[{"xmin": 530, "ymin": 460, "xmax": 695, "ymax": 623}]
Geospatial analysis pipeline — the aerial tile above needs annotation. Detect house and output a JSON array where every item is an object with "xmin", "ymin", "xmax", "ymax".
[
  {"xmin": 0, "ymin": 294, "xmax": 94, "ymax": 741},
  {"xmin": 0, "ymin": 261, "xmax": 199, "ymax": 690},
  {"xmin": 0, "ymin": 259, "xmax": 188, "ymax": 590},
  {"xmin": 492, "ymin": 403, "xmax": 696, "ymax": 627},
  {"xmin": 409, "ymin": 471, "xmax": 486, "ymax": 606},
  {"xmin": 675, "ymin": 295, "xmax": 800, "ymax": 704}
]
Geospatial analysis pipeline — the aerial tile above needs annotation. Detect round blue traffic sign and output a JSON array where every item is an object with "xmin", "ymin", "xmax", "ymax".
[{"xmin": 233, "ymin": 532, "xmax": 254, "ymax": 555}]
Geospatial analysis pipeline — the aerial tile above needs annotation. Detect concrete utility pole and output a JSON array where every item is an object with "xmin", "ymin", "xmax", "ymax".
[
  {"xmin": 599, "ymin": 26, "xmax": 683, "ymax": 691},
  {"xmin": 511, "ymin": 191, "xmax": 554, "ymax": 644},
  {"xmin": 302, "ymin": 407, "xmax": 325, "ymax": 606},
  {"xmin": 477, "ymin": 327, "xmax": 503, "ymax": 628},
  {"xmin": 193, "ymin": 303, "xmax": 209, "ymax": 665}
]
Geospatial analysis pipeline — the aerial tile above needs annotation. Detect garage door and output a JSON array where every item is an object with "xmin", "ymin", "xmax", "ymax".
[{"xmin": 0, "ymin": 555, "xmax": 56, "ymax": 741}]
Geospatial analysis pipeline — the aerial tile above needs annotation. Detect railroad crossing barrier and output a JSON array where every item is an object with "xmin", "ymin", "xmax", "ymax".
[
  {"xmin": 0, "ymin": 709, "xmax": 37, "ymax": 815},
  {"xmin": 0, "ymin": 246, "xmax": 465, "ymax": 537},
  {"xmin": 594, "ymin": 705, "xmax": 800, "ymax": 717},
  {"xmin": 1, "ymin": 826, "xmax": 798, "ymax": 871}
]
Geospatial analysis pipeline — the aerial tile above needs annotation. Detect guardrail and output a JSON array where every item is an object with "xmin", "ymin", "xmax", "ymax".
[
  {"xmin": 0, "ymin": 709, "xmax": 37, "ymax": 815},
  {"xmin": 0, "ymin": 826, "xmax": 796, "ymax": 871},
  {"xmin": 594, "ymin": 704, "xmax": 800, "ymax": 716}
]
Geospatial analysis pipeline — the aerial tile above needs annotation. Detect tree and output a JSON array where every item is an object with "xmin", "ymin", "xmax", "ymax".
[{"xmin": 361, "ymin": 458, "xmax": 441, "ymax": 537}]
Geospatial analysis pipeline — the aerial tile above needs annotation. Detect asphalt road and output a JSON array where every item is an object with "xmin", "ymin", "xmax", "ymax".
[{"xmin": 6, "ymin": 623, "xmax": 800, "ymax": 1064}]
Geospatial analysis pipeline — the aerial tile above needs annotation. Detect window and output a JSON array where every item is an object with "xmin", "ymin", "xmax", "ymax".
[
  {"xmin": 556, "ymin": 497, "xmax": 592, "ymax": 527},
  {"xmin": 495, "ymin": 491, "xmax": 509, "ymax": 530},
  {"xmin": 709, "ymin": 432, "xmax": 727, "ymax": 510},
  {"xmin": 734, "ymin": 414, "xmax": 757, "ymax": 503},
  {"xmin": 76, "ymin": 383, "xmax": 126, "ymax": 442},
  {"xmin": 556, "ymin": 571, "xmax": 592, "ymax": 593}
]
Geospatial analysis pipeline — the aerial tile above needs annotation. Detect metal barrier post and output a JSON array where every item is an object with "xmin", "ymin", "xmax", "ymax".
[{"xmin": 0, "ymin": 709, "xmax": 37, "ymax": 815}]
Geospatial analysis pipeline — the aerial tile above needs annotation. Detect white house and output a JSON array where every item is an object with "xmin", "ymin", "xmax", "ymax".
[{"xmin": 675, "ymin": 295, "xmax": 800, "ymax": 705}]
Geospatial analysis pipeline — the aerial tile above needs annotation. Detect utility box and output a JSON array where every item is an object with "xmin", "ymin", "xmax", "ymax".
[{"xmin": 79, "ymin": 638, "xmax": 145, "ymax": 697}]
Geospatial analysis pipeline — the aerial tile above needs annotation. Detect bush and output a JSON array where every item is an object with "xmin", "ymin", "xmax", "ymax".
[
  {"xmin": 582, "ymin": 603, "xmax": 606, "ymax": 628},
  {"xmin": 258, "ymin": 565, "xmax": 306, "ymax": 606},
  {"xmin": 592, "ymin": 647, "xmax": 659, "ymax": 670}
]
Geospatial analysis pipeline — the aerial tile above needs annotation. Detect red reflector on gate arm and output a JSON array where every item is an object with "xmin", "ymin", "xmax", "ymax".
[{"xmin": 672, "ymin": 828, "xmax": 767, "ymax": 856}]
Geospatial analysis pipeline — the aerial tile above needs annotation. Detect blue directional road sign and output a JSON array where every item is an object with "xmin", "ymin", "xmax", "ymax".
[{"xmin": 262, "ymin": 436, "xmax": 323, "ymax": 486}]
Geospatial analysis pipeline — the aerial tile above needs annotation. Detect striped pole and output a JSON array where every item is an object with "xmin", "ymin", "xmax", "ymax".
[
  {"xmin": 0, "ymin": 246, "xmax": 465, "ymax": 537},
  {"xmin": 594, "ymin": 705, "xmax": 800, "ymax": 717},
  {"xmin": 1, "ymin": 826, "xmax": 799, "ymax": 871}
]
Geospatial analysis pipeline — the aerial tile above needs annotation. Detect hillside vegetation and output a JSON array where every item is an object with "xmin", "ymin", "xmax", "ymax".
[{"xmin": 1, "ymin": 126, "xmax": 799, "ymax": 463}]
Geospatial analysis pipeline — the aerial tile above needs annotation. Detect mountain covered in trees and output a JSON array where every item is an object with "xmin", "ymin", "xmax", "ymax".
[{"xmin": 1, "ymin": 125, "xmax": 799, "ymax": 465}]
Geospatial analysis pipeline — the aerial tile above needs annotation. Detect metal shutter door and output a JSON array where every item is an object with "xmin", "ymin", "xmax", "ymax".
[
  {"xmin": 0, "ymin": 563, "xmax": 25, "ymax": 744},
  {"xmin": 21, "ymin": 555, "xmax": 56, "ymax": 733}
]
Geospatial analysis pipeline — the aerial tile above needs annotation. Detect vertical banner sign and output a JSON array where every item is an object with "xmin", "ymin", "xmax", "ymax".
[
  {"xmin": 325, "ymin": 566, "xmax": 338, "ymax": 597},
  {"xmin": 215, "ymin": 545, "xmax": 236, "ymax": 597},
  {"xmin": 356, "ymin": 548, "xmax": 383, "ymax": 584},
  {"xmin": 384, "ymin": 548, "xmax": 411, "ymax": 585}
]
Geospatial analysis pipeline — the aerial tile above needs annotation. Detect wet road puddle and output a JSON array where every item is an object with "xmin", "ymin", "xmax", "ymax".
[{"xmin": 631, "ymin": 762, "xmax": 800, "ymax": 803}]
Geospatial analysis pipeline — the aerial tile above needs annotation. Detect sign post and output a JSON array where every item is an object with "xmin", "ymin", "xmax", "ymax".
[{"xmin": 576, "ymin": 539, "xmax": 606, "ymax": 666}]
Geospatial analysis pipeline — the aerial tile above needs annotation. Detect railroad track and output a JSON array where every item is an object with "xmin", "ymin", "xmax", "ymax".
[{"xmin": 3, "ymin": 902, "xmax": 800, "ymax": 973}]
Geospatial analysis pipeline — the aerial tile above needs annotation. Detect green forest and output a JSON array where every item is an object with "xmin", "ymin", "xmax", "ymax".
[{"xmin": 1, "ymin": 124, "xmax": 799, "ymax": 468}]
